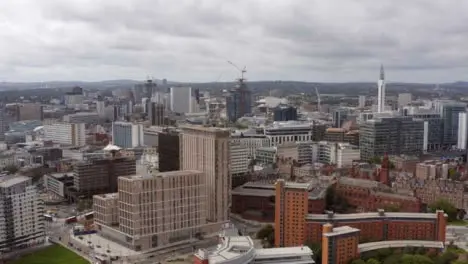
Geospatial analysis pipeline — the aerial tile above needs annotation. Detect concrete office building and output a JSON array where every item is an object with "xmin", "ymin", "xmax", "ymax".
[
  {"xmin": 94, "ymin": 170, "xmax": 208, "ymax": 251},
  {"xmin": 63, "ymin": 112, "xmax": 100, "ymax": 124},
  {"xmin": 230, "ymin": 133, "xmax": 270, "ymax": 159},
  {"xmin": 0, "ymin": 176, "xmax": 45, "ymax": 253},
  {"xmin": 458, "ymin": 112, "xmax": 468, "ymax": 150},
  {"xmin": 436, "ymin": 101, "xmax": 466, "ymax": 147},
  {"xmin": 112, "ymin": 122, "xmax": 144, "ymax": 148},
  {"xmin": 273, "ymin": 104, "xmax": 298, "ymax": 122},
  {"xmin": 148, "ymin": 102, "xmax": 165, "ymax": 126},
  {"xmin": 180, "ymin": 125, "xmax": 230, "ymax": 223},
  {"xmin": 230, "ymin": 142, "xmax": 250, "ymax": 177},
  {"xmin": 264, "ymin": 121, "xmax": 315, "ymax": 146},
  {"xmin": 96, "ymin": 98, "xmax": 106, "ymax": 117},
  {"xmin": 43, "ymin": 122, "xmax": 86, "ymax": 146},
  {"xmin": 170, "ymin": 87, "xmax": 192, "ymax": 114},
  {"xmin": 72, "ymin": 153, "xmax": 136, "ymax": 197},
  {"xmin": 0, "ymin": 108, "xmax": 11, "ymax": 141},
  {"xmin": 13, "ymin": 103, "xmax": 44, "ymax": 121},
  {"xmin": 332, "ymin": 108, "xmax": 348, "ymax": 128},
  {"xmin": 406, "ymin": 111, "xmax": 444, "ymax": 152},
  {"xmin": 358, "ymin": 95, "xmax": 366, "ymax": 108},
  {"xmin": 398, "ymin": 93, "xmax": 412, "ymax": 108},
  {"xmin": 359, "ymin": 116, "xmax": 424, "ymax": 161}
]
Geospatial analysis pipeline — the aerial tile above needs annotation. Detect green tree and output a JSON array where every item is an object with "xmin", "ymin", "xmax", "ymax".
[
  {"xmin": 384, "ymin": 204, "xmax": 400, "ymax": 212},
  {"xmin": 369, "ymin": 156, "xmax": 382, "ymax": 164},
  {"xmin": 429, "ymin": 198, "xmax": 458, "ymax": 222},
  {"xmin": 325, "ymin": 186, "xmax": 335, "ymax": 210},
  {"xmin": 4, "ymin": 164, "xmax": 19, "ymax": 174},
  {"xmin": 305, "ymin": 241, "xmax": 321, "ymax": 263},
  {"xmin": 400, "ymin": 254, "xmax": 433, "ymax": 264},
  {"xmin": 256, "ymin": 224, "xmax": 274, "ymax": 247},
  {"xmin": 366, "ymin": 258, "xmax": 381, "ymax": 264},
  {"xmin": 351, "ymin": 260, "xmax": 366, "ymax": 264}
]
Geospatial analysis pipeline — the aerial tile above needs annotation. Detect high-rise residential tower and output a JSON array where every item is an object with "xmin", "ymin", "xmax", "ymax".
[
  {"xmin": 0, "ymin": 176, "xmax": 45, "ymax": 252},
  {"xmin": 180, "ymin": 125, "xmax": 230, "ymax": 223},
  {"xmin": 377, "ymin": 65, "xmax": 386, "ymax": 113}
]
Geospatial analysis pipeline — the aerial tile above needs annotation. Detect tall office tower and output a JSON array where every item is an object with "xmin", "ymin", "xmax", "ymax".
[
  {"xmin": 273, "ymin": 104, "xmax": 298, "ymax": 121},
  {"xmin": 180, "ymin": 125, "xmax": 230, "ymax": 223},
  {"xmin": 359, "ymin": 116, "xmax": 424, "ymax": 161},
  {"xmin": 0, "ymin": 107, "xmax": 10, "ymax": 141},
  {"xmin": 0, "ymin": 176, "xmax": 45, "ymax": 252},
  {"xmin": 96, "ymin": 97, "xmax": 106, "ymax": 117},
  {"xmin": 93, "ymin": 170, "xmax": 206, "ymax": 251},
  {"xmin": 148, "ymin": 102, "xmax": 165, "ymax": 126},
  {"xmin": 436, "ymin": 101, "xmax": 466, "ymax": 147},
  {"xmin": 74, "ymin": 152, "xmax": 136, "ymax": 197},
  {"xmin": 43, "ymin": 122, "xmax": 86, "ymax": 146},
  {"xmin": 407, "ymin": 111, "xmax": 444, "ymax": 152},
  {"xmin": 458, "ymin": 112, "xmax": 468, "ymax": 150},
  {"xmin": 112, "ymin": 122, "xmax": 144, "ymax": 148},
  {"xmin": 132, "ymin": 80, "xmax": 155, "ymax": 104},
  {"xmin": 377, "ymin": 65, "xmax": 386, "ymax": 113},
  {"xmin": 170, "ymin": 87, "xmax": 192, "ymax": 114},
  {"xmin": 274, "ymin": 179, "xmax": 310, "ymax": 247},
  {"xmin": 398, "ymin": 93, "xmax": 412, "ymax": 108},
  {"xmin": 358, "ymin": 95, "xmax": 366, "ymax": 108},
  {"xmin": 158, "ymin": 129, "xmax": 180, "ymax": 172},
  {"xmin": 226, "ymin": 77, "xmax": 252, "ymax": 123},
  {"xmin": 64, "ymin": 87, "xmax": 84, "ymax": 106},
  {"xmin": 332, "ymin": 108, "xmax": 348, "ymax": 128}
]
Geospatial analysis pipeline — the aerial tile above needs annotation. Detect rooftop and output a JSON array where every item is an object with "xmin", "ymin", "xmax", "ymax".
[
  {"xmin": 307, "ymin": 210, "xmax": 445, "ymax": 222},
  {"xmin": 324, "ymin": 226, "xmax": 360, "ymax": 237},
  {"xmin": 0, "ymin": 175, "xmax": 30, "ymax": 188}
]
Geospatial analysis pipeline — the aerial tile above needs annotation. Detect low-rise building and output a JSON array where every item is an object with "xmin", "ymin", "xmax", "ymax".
[
  {"xmin": 194, "ymin": 224, "xmax": 315, "ymax": 264},
  {"xmin": 0, "ymin": 176, "xmax": 45, "ymax": 253}
]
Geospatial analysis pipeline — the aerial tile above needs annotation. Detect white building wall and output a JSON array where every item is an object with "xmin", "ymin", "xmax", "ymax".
[
  {"xmin": 457, "ymin": 112, "xmax": 467, "ymax": 150},
  {"xmin": 230, "ymin": 143, "xmax": 250, "ymax": 175},
  {"xmin": 0, "ymin": 177, "xmax": 45, "ymax": 252},
  {"xmin": 336, "ymin": 147, "xmax": 360, "ymax": 168},
  {"xmin": 43, "ymin": 122, "xmax": 86, "ymax": 146},
  {"xmin": 170, "ymin": 87, "xmax": 192, "ymax": 114}
]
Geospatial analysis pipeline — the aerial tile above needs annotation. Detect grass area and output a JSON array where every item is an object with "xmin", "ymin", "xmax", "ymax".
[
  {"xmin": 449, "ymin": 219, "xmax": 468, "ymax": 226},
  {"xmin": 10, "ymin": 244, "xmax": 89, "ymax": 264}
]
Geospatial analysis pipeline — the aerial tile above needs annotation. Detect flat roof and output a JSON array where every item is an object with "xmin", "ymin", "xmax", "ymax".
[
  {"xmin": 255, "ymin": 246, "xmax": 313, "ymax": 258},
  {"xmin": 358, "ymin": 240, "xmax": 444, "ymax": 253},
  {"xmin": 307, "ymin": 211, "xmax": 443, "ymax": 222},
  {"xmin": 0, "ymin": 176, "xmax": 30, "ymax": 188},
  {"xmin": 324, "ymin": 226, "xmax": 360, "ymax": 237},
  {"xmin": 122, "ymin": 170, "xmax": 204, "ymax": 180}
]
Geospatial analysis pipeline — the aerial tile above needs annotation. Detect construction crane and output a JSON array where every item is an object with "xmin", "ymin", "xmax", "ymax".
[
  {"xmin": 227, "ymin": 61, "xmax": 247, "ymax": 80},
  {"xmin": 315, "ymin": 87, "xmax": 321, "ymax": 112}
]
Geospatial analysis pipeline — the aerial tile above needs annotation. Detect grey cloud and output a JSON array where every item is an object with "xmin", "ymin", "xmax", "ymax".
[{"xmin": 0, "ymin": 0, "xmax": 468, "ymax": 82}]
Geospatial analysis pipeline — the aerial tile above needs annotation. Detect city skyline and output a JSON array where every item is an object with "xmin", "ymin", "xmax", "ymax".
[{"xmin": 1, "ymin": 0, "xmax": 468, "ymax": 83}]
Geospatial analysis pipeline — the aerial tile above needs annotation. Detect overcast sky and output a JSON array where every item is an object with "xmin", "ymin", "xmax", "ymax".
[{"xmin": 1, "ymin": 0, "xmax": 468, "ymax": 83}]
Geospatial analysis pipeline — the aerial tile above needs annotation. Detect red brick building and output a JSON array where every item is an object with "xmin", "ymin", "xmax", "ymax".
[
  {"xmin": 305, "ymin": 210, "xmax": 446, "ymax": 244},
  {"xmin": 232, "ymin": 181, "xmax": 326, "ymax": 222},
  {"xmin": 336, "ymin": 177, "xmax": 421, "ymax": 213}
]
